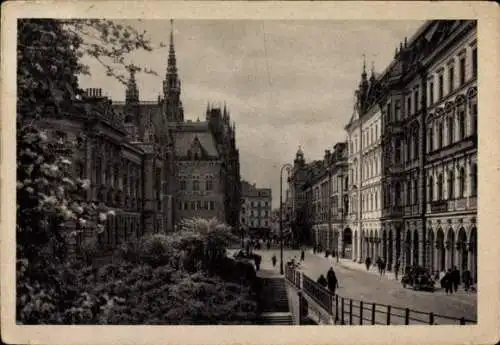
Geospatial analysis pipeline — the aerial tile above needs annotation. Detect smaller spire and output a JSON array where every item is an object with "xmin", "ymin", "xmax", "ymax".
[
  {"xmin": 125, "ymin": 67, "xmax": 139, "ymax": 103},
  {"xmin": 370, "ymin": 61, "xmax": 376, "ymax": 81},
  {"xmin": 404, "ymin": 36, "xmax": 408, "ymax": 47}
]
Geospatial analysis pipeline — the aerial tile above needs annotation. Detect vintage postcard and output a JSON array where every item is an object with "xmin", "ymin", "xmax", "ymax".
[{"xmin": 1, "ymin": 1, "xmax": 499, "ymax": 345}]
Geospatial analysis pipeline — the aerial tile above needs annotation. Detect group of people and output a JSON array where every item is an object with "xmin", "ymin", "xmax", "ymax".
[
  {"xmin": 438, "ymin": 266, "xmax": 474, "ymax": 294},
  {"xmin": 365, "ymin": 256, "xmax": 390, "ymax": 278},
  {"xmin": 317, "ymin": 267, "xmax": 340, "ymax": 295}
]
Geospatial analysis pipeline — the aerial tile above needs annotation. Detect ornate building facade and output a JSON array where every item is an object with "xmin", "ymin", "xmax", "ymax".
[
  {"xmin": 304, "ymin": 143, "xmax": 349, "ymax": 257},
  {"xmin": 111, "ymin": 21, "xmax": 241, "ymax": 233},
  {"xmin": 33, "ymin": 21, "xmax": 241, "ymax": 253},
  {"xmin": 350, "ymin": 20, "xmax": 477, "ymax": 280},
  {"xmin": 240, "ymin": 181, "xmax": 272, "ymax": 237},
  {"xmin": 286, "ymin": 20, "xmax": 477, "ymax": 281}
]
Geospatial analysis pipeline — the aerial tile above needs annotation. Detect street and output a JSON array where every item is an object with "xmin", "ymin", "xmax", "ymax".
[{"xmin": 251, "ymin": 248, "xmax": 477, "ymax": 322}]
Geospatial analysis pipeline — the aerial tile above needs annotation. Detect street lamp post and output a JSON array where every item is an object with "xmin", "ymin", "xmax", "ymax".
[
  {"xmin": 338, "ymin": 174, "xmax": 343, "ymax": 264},
  {"xmin": 280, "ymin": 163, "xmax": 293, "ymax": 275}
]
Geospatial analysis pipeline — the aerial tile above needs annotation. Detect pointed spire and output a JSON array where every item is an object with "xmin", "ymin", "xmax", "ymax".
[
  {"xmin": 167, "ymin": 19, "xmax": 177, "ymax": 76},
  {"xmin": 163, "ymin": 19, "xmax": 183, "ymax": 122},
  {"xmin": 370, "ymin": 61, "xmax": 376, "ymax": 80}
]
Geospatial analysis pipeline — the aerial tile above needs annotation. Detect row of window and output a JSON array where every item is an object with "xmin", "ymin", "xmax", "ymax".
[
  {"xmin": 428, "ymin": 46, "xmax": 477, "ymax": 106},
  {"xmin": 243, "ymin": 200, "xmax": 270, "ymax": 208},
  {"xmin": 242, "ymin": 209, "xmax": 269, "ymax": 217},
  {"xmin": 428, "ymin": 164, "xmax": 477, "ymax": 202},
  {"xmin": 177, "ymin": 199, "xmax": 216, "ymax": 211},
  {"xmin": 427, "ymin": 100, "xmax": 477, "ymax": 153},
  {"xmin": 180, "ymin": 177, "xmax": 214, "ymax": 192},
  {"xmin": 312, "ymin": 177, "xmax": 349, "ymax": 201},
  {"xmin": 241, "ymin": 218, "xmax": 269, "ymax": 227}
]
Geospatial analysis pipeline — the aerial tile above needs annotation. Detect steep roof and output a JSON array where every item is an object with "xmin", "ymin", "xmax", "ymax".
[{"xmin": 172, "ymin": 123, "xmax": 219, "ymax": 158}]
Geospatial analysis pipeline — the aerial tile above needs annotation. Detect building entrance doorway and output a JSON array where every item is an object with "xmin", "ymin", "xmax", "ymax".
[{"xmin": 342, "ymin": 228, "xmax": 353, "ymax": 259}]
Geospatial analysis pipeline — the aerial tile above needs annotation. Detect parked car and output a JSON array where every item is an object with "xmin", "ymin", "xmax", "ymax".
[
  {"xmin": 401, "ymin": 266, "xmax": 435, "ymax": 291},
  {"xmin": 233, "ymin": 249, "xmax": 253, "ymax": 260}
]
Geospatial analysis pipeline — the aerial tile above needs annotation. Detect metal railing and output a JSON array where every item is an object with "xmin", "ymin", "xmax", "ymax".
[{"xmin": 285, "ymin": 268, "xmax": 476, "ymax": 326}]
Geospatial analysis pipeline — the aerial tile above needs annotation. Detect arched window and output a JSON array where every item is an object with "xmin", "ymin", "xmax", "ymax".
[
  {"xmin": 471, "ymin": 163, "xmax": 477, "ymax": 196},
  {"xmin": 437, "ymin": 173, "xmax": 444, "ymax": 200},
  {"xmin": 192, "ymin": 178, "xmax": 200, "ymax": 191},
  {"xmin": 458, "ymin": 110, "xmax": 466, "ymax": 139},
  {"xmin": 428, "ymin": 176, "xmax": 434, "ymax": 201},
  {"xmin": 428, "ymin": 125, "xmax": 434, "ymax": 152},
  {"xmin": 447, "ymin": 169, "xmax": 454, "ymax": 200},
  {"xmin": 413, "ymin": 128, "xmax": 419, "ymax": 159},
  {"xmin": 406, "ymin": 180, "xmax": 412, "ymax": 205},
  {"xmin": 395, "ymin": 182, "xmax": 401, "ymax": 206},
  {"xmin": 395, "ymin": 139, "xmax": 401, "ymax": 164},
  {"xmin": 438, "ymin": 122, "xmax": 444, "ymax": 149},
  {"xmin": 447, "ymin": 116, "xmax": 454, "ymax": 146},
  {"xmin": 413, "ymin": 178, "xmax": 418, "ymax": 204},
  {"xmin": 459, "ymin": 167, "xmax": 465, "ymax": 198},
  {"xmin": 471, "ymin": 102, "xmax": 478, "ymax": 135}
]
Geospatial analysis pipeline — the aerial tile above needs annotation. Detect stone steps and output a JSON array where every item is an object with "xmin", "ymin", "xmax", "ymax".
[{"xmin": 259, "ymin": 312, "xmax": 294, "ymax": 325}]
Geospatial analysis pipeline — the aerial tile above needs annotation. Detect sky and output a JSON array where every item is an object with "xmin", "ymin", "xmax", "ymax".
[{"xmin": 78, "ymin": 20, "xmax": 425, "ymax": 209}]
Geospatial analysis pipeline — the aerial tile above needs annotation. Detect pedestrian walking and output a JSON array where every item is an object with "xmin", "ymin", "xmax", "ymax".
[
  {"xmin": 254, "ymin": 254, "xmax": 262, "ymax": 271},
  {"xmin": 394, "ymin": 259, "xmax": 400, "ymax": 281},
  {"xmin": 313, "ymin": 245, "xmax": 317, "ymax": 254},
  {"xmin": 444, "ymin": 269, "xmax": 453, "ymax": 294},
  {"xmin": 300, "ymin": 249, "xmax": 305, "ymax": 262},
  {"xmin": 462, "ymin": 269, "xmax": 471, "ymax": 292},
  {"xmin": 327, "ymin": 267, "xmax": 339, "ymax": 295},
  {"xmin": 381, "ymin": 260, "xmax": 386, "ymax": 277},
  {"xmin": 317, "ymin": 274, "xmax": 327, "ymax": 288},
  {"xmin": 272, "ymin": 254, "xmax": 277, "ymax": 268},
  {"xmin": 451, "ymin": 266, "xmax": 460, "ymax": 292},
  {"xmin": 365, "ymin": 257, "xmax": 372, "ymax": 271}
]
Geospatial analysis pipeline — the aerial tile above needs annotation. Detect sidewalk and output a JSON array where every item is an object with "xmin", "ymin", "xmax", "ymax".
[{"xmin": 308, "ymin": 249, "xmax": 477, "ymax": 301}]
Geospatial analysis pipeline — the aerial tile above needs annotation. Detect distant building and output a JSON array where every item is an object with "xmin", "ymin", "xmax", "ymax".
[
  {"xmin": 301, "ymin": 143, "xmax": 349, "ymax": 256},
  {"xmin": 241, "ymin": 181, "xmax": 272, "ymax": 238}
]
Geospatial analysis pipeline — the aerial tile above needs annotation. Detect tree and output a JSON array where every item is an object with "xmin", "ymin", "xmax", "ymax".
[
  {"xmin": 18, "ymin": 19, "xmax": 160, "ymax": 122},
  {"xmin": 16, "ymin": 19, "xmax": 160, "ymax": 323}
]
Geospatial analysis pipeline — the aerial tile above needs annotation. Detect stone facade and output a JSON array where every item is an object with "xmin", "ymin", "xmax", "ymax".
[
  {"xmin": 303, "ymin": 144, "xmax": 349, "ymax": 257},
  {"xmin": 33, "ymin": 21, "xmax": 241, "ymax": 253},
  {"xmin": 286, "ymin": 20, "xmax": 478, "ymax": 282},
  {"xmin": 240, "ymin": 181, "xmax": 272, "ymax": 237},
  {"xmin": 111, "ymin": 22, "xmax": 241, "ymax": 232}
]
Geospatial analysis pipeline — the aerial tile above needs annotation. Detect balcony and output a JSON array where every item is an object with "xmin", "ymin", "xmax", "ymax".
[{"xmin": 427, "ymin": 135, "xmax": 477, "ymax": 164}]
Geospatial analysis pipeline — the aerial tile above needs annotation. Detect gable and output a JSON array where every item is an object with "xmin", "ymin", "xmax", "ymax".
[{"xmin": 173, "ymin": 130, "xmax": 219, "ymax": 159}]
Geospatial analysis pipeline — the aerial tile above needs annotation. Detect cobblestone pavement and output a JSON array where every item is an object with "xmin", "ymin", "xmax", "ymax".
[{"xmin": 249, "ymin": 248, "xmax": 477, "ymax": 323}]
